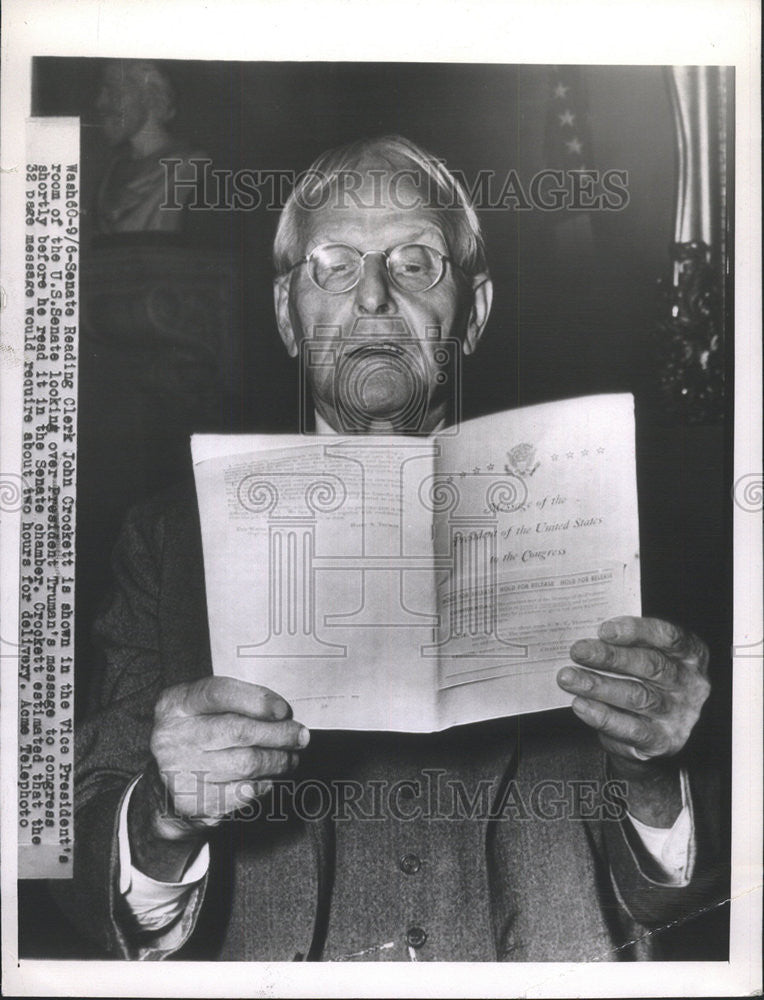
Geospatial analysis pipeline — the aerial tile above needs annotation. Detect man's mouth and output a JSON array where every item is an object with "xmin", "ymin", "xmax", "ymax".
[
  {"xmin": 344, "ymin": 340, "xmax": 407, "ymax": 360},
  {"xmin": 337, "ymin": 340, "xmax": 427, "ymax": 425}
]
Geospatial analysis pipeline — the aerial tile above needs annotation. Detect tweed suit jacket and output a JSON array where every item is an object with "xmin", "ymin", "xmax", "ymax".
[{"xmin": 56, "ymin": 485, "xmax": 726, "ymax": 962}]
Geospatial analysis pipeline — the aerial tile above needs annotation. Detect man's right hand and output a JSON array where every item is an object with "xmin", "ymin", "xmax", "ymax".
[{"xmin": 128, "ymin": 677, "xmax": 309, "ymax": 882}]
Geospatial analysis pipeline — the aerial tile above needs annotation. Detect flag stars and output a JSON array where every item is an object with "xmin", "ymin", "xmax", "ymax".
[
  {"xmin": 553, "ymin": 82, "xmax": 570, "ymax": 99},
  {"xmin": 558, "ymin": 110, "xmax": 575, "ymax": 127},
  {"xmin": 565, "ymin": 137, "xmax": 583, "ymax": 155}
]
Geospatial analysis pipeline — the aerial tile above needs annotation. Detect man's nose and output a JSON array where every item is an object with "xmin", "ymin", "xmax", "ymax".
[{"xmin": 354, "ymin": 253, "xmax": 393, "ymax": 314}]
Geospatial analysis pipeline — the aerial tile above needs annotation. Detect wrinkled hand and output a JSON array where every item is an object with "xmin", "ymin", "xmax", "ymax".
[
  {"xmin": 557, "ymin": 616, "xmax": 710, "ymax": 763},
  {"xmin": 146, "ymin": 676, "xmax": 309, "ymax": 839}
]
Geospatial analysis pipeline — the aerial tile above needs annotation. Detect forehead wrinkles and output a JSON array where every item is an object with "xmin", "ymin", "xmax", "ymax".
[{"xmin": 301, "ymin": 169, "xmax": 448, "ymax": 247}]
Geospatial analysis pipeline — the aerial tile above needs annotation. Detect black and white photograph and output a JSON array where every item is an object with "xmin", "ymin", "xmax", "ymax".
[{"xmin": 0, "ymin": 2, "xmax": 760, "ymax": 997}]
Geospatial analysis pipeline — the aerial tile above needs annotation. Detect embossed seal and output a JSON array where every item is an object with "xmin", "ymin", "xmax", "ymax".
[{"xmin": 505, "ymin": 443, "xmax": 539, "ymax": 477}]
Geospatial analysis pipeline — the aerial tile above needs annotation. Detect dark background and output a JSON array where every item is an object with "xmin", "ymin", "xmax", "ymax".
[
  {"xmin": 32, "ymin": 59, "xmax": 684, "ymax": 424},
  {"xmin": 22, "ymin": 58, "xmax": 732, "ymax": 960}
]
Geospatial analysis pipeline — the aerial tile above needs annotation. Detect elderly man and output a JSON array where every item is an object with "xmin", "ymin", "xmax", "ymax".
[{"xmin": 62, "ymin": 136, "xmax": 722, "ymax": 961}]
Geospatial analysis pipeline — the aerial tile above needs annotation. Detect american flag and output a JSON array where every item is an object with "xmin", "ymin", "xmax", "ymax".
[
  {"xmin": 541, "ymin": 66, "xmax": 597, "ymax": 268},
  {"xmin": 544, "ymin": 66, "xmax": 595, "ymax": 175}
]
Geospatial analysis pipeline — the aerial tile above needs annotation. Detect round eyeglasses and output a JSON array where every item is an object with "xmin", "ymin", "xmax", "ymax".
[{"xmin": 285, "ymin": 243, "xmax": 457, "ymax": 294}]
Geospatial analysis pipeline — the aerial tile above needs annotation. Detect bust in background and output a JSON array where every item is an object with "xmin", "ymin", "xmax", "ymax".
[{"xmin": 94, "ymin": 60, "xmax": 206, "ymax": 235}]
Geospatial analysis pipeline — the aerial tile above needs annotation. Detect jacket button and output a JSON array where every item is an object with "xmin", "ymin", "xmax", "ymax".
[
  {"xmin": 399, "ymin": 853, "xmax": 422, "ymax": 875},
  {"xmin": 406, "ymin": 926, "xmax": 427, "ymax": 949}
]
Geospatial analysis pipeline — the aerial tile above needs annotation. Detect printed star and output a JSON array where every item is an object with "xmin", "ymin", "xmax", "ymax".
[
  {"xmin": 565, "ymin": 137, "xmax": 583, "ymax": 155},
  {"xmin": 487, "ymin": 463, "xmax": 494, "ymax": 471},
  {"xmin": 459, "ymin": 471, "xmax": 467, "ymax": 478},
  {"xmin": 551, "ymin": 454, "xmax": 559, "ymax": 461},
  {"xmin": 581, "ymin": 449, "xmax": 589, "ymax": 457},
  {"xmin": 558, "ymin": 110, "xmax": 575, "ymax": 127},
  {"xmin": 566, "ymin": 451, "xmax": 574, "ymax": 459},
  {"xmin": 597, "ymin": 447, "xmax": 605, "ymax": 454},
  {"xmin": 553, "ymin": 83, "xmax": 570, "ymax": 99},
  {"xmin": 473, "ymin": 467, "xmax": 480, "ymax": 474}
]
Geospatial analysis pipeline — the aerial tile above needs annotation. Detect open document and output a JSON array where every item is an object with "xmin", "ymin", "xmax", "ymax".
[{"xmin": 192, "ymin": 394, "xmax": 640, "ymax": 731}]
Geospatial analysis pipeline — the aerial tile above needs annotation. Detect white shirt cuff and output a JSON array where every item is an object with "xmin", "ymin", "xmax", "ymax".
[
  {"xmin": 627, "ymin": 768, "xmax": 695, "ymax": 885},
  {"xmin": 118, "ymin": 775, "xmax": 210, "ymax": 932}
]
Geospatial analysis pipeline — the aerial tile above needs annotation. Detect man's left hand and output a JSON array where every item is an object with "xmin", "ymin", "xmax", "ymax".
[{"xmin": 557, "ymin": 616, "xmax": 711, "ymax": 763}]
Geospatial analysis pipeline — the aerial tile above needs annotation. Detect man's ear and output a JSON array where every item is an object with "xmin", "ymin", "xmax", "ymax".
[
  {"xmin": 273, "ymin": 274, "xmax": 298, "ymax": 358},
  {"xmin": 463, "ymin": 273, "xmax": 493, "ymax": 356}
]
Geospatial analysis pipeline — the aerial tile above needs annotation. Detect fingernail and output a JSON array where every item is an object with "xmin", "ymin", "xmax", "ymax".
[
  {"xmin": 663, "ymin": 622, "xmax": 681, "ymax": 644},
  {"xmin": 563, "ymin": 668, "xmax": 593, "ymax": 691},
  {"xmin": 599, "ymin": 621, "xmax": 618, "ymax": 640},
  {"xmin": 271, "ymin": 698, "xmax": 290, "ymax": 720},
  {"xmin": 571, "ymin": 639, "xmax": 592, "ymax": 658},
  {"xmin": 298, "ymin": 726, "xmax": 311, "ymax": 747}
]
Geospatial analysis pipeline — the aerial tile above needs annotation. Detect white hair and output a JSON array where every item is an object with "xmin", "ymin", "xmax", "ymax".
[{"xmin": 273, "ymin": 135, "xmax": 488, "ymax": 277}]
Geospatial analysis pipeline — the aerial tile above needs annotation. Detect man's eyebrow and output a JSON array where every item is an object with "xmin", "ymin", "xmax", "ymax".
[
  {"xmin": 397, "ymin": 226, "xmax": 447, "ymax": 246},
  {"xmin": 306, "ymin": 225, "xmax": 448, "ymax": 252}
]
